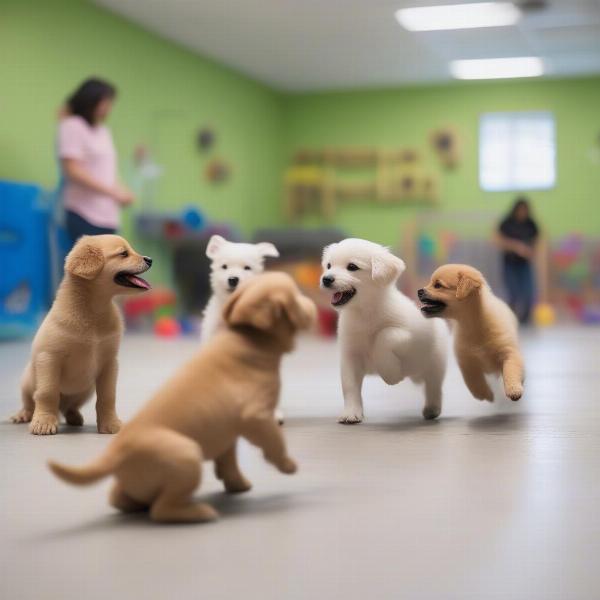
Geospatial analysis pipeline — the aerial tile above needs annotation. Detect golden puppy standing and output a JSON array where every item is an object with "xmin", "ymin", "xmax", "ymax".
[
  {"xmin": 49, "ymin": 273, "xmax": 316, "ymax": 523},
  {"xmin": 418, "ymin": 264, "xmax": 524, "ymax": 402},
  {"xmin": 11, "ymin": 235, "xmax": 152, "ymax": 435}
]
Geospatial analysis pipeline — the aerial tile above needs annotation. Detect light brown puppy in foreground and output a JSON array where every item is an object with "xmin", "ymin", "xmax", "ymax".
[
  {"xmin": 49, "ymin": 272, "xmax": 316, "ymax": 523},
  {"xmin": 418, "ymin": 264, "xmax": 524, "ymax": 402},
  {"xmin": 11, "ymin": 235, "xmax": 152, "ymax": 435}
]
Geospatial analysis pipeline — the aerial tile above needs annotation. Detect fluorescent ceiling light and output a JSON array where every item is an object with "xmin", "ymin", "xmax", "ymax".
[
  {"xmin": 451, "ymin": 57, "xmax": 544, "ymax": 79},
  {"xmin": 395, "ymin": 2, "xmax": 521, "ymax": 32}
]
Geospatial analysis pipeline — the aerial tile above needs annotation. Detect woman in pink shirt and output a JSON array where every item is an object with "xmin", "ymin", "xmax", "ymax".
[{"xmin": 58, "ymin": 78, "xmax": 134, "ymax": 242}]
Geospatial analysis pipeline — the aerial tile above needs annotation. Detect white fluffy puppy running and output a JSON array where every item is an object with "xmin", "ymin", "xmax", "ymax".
[
  {"xmin": 201, "ymin": 235, "xmax": 279, "ymax": 344},
  {"xmin": 321, "ymin": 238, "xmax": 448, "ymax": 424}
]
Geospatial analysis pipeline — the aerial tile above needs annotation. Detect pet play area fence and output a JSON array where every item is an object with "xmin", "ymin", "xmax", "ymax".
[{"xmin": 0, "ymin": 181, "xmax": 52, "ymax": 339}]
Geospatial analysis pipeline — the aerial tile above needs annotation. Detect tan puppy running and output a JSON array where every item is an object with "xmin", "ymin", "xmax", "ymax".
[
  {"xmin": 418, "ymin": 264, "xmax": 524, "ymax": 402},
  {"xmin": 48, "ymin": 272, "xmax": 316, "ymax": 523},
  {"xmin": 11, "ymin": 235, "xmax": 152, "ymax": 435}
]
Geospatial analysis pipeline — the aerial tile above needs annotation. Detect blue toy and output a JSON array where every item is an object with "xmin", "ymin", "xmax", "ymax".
[{"xmin": 182, "ymin": 205, "xmax": 205, "ymax": 231}]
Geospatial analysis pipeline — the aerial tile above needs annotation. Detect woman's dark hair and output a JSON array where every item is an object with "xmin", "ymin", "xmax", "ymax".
[
  {"xmin": 509, "ymin": 196, "xmax": 532, "ymax": 220},
  {"xmin": 66, "ymin": 78, "xmax": 116, "ymax": 126}
]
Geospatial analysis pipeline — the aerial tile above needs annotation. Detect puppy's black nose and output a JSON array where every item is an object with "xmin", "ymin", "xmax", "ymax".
[
  {"xmin": 228, "ymin": 277, "xmax": 239, "ymax": 288},
  {"xmin": 417, "ymin": 288, "xmax": 425, "ymax": 299},
  {"xmin": 144, "ymin": 256, "xmax": 153, "ymax": 267},
  {"xmin": 322, "ymin": 276, "xmax": 335, "ymax": 288}
]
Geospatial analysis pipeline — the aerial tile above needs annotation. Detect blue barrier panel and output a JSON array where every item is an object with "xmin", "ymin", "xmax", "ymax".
[{"xmin": 0, "ymin": 180, "xmax": 51, "ymax": 339}]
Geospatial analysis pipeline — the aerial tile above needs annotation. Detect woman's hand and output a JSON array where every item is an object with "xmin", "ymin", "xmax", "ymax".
[
  {"xmin": 495, "ymin": 233, "xmax": 533, "ymax": 260},
  {"xmin": 62, "ymin": 159, "xmax": 134, "ymax": 205},
  {"xmin": 512, "ymin": 241, "xmax": 533, "ymax": 259},
  {"xmin": 62, "ymin": 158, "xmax": 117, "ymax": 198},
  {"xmin": 111, "ymin": 184, "xmax": 135, "ymax": 205}
]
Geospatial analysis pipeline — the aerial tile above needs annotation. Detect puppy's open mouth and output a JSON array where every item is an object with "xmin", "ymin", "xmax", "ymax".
[
  {"xmin": 420, "ymin": 296, "xmax": 446, "ymax": 316},
  {"xmin": 331, "ymin": 288, "xmax": 356, "ymax": 307},
  {"xmin": 114, "ymin": 271, "xmax": 151, "ymax": 290}
]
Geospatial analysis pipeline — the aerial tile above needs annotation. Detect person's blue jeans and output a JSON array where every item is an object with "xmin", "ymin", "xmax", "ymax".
[
  {"xmin": 65, "ymin": 210, "xmax": 116, "ymax": 246},
  {"xmin": 503, "ymin": 261, "xmax": 535, "ymax": 324}
]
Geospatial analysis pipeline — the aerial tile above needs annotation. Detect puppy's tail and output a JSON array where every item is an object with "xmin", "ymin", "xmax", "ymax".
[{"xmin": 48, "ymin": 452, "xmax": 115, "ymax": 486}]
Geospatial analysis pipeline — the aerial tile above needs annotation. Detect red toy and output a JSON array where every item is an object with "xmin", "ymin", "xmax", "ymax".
[{"xmin": 154, "ymin": 316, "xmax": 181, "ymax": 338}]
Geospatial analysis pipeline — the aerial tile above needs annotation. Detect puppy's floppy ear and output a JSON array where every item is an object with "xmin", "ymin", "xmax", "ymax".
[
  {"xmin": 456, "ymin": 271, "xmax": 483, "ymax": 300},
  {"xmin": 223, "ymin": 288, "xmax": 316, "ymax": 332},
  {"xmin": 223, "ymin": 287, "xmax": 277, "ymax": 330},
  {"xmin": 371, "ymin": 250, "xmax": 406, "ymax": 285},
  {"xmin": 65, "ymin": 238, "xmax": 105, "ymax": 280},
  {"xmin": 255, "ymin": 242, "xmax": 279, "ymax": 259},
  {"xmin": 282, "ymin": 294, "xmax": 317, "ymax": 331},
  {"xmin": 206, "ymin": 235, "xmax": 226, "ymax": 259}
]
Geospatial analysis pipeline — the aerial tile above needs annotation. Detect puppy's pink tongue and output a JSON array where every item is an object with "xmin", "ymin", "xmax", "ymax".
[
  {"xmin": 126, "ymin": 275, "xmax": 151, "ymax": 290},
  {"xmin": 332, "ymin": 292, "xmax": 343, "ymax": 304}
]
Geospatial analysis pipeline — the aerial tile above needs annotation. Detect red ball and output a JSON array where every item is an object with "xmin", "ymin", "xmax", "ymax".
[{"xmin": 154, "ymin": 317, "xmax": 181, "ymax": 338}]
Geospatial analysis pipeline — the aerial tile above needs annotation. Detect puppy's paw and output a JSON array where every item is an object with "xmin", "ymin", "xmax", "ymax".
[
  {"xmin": 338, "ymin": 408, "xmax": 364, "ymax": 424},
  {"xmin": 422, "ymin": 406, "xmax": 441, "ymax": 420},
  {"xmin": 504, "ymin": 382, "xmax": 523, "ymax": 402},
  {"xmin": 472, "ymin": 387, "xmax": 494, "ymax": 402},
  {"xmin": 150, "ymin": 502, "xmax": 219, "ymax": 523},
  {"xmin": 275, "ymin": 409, "xmax": 285, "ymax": 426},
  {"xmin": 195, "ymin": 503, "xmax": 219, "ymax": 522},
  {"xmin": 10, "ymin": 409, "xmax": 34, "ymax": 424},
  {"xmin": 379, "ymin": 372, "xmax": 404, "ymax": 386},
  {"xmin": 65, "ymin": 409, "xmax": 84, "ymax": 426},
  {"xmin": 30, "ymin": 413, "xmax": 59, "ymax": 435},
  {"xmin": 97, "ymin": 417, "xmax": 122, "ymax": 434},
  {"xmin": 278, "ymin": 456, "xmax": 298, "ymax": 475},
  {"xmin": 224, "ymin": 477, "xmax": 253, "ymax": 494}
]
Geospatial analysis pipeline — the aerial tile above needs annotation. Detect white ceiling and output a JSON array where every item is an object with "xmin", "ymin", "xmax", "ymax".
[{"xmin": 93, "ymin": 0, "xmax": 600, "ymax": 91}]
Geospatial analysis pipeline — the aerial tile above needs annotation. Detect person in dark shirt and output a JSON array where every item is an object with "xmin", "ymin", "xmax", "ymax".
[{"xmin": 496, "ymin": 197, "xmax": 539, "ymax": 324}]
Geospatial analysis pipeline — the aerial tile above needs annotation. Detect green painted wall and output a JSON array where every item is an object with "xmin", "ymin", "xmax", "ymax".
[
  {"xmin": 2, "ymin": 0, "xmax": 599, "ymax": 264},
  {"xmin": 282, "ymin": 78, "xmax": 600, "ymax": 245},
  {"xmin": 0, "ymin": 0, "xmax": 285, "ymax": 281}
]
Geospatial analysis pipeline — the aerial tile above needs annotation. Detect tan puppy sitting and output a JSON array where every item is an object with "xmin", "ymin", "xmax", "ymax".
[
  {"xmin": 418, "ymin": 264, "xmax": 524, "ymax": 402},
  {"xmin": 11, "ymin": 235, "xmax": 152, "ymax": 435},
  {"xmin": 48, "ymin": 272, "xmax": 316, "ymax": 523}
]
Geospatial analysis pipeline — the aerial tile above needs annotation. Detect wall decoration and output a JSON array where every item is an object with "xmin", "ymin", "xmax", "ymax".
[
  {"xmin": 284, "ymin": 146, "xmax": 440, "ymax": 221},
  {"xmin": 421, "ymin": 175, "xmax": 439, "ymax": 203},
  {"xmin": 323, "ymin": 147, "xmax": 378, "ymax": 167},
  {"xmin": 283, "ymin": 165, "xmax": 332, "ymax": 220},
  {"xmin": 205, "ymin": 158, "xmax": 230, "ymax": 183},
  {"xmin": 294, "ymin": 149, "xmax": 325, "ymax": 164},
  {"xmin": 430, "ymin": 127, "xmax": 461, "ymax": 168},
  {"xmin": 130, "ymin": 144, "xmax": 163, "ymax": 211},
  {"xmin": 196, "ymin": 127, "xmax": 215, "ymax": 152},
  {"xmin": 395, "ymin": 148, "xmax": 420, "ymax": 164},
  {"xmin": 399, "ymin": 174, "xmax": 417, "ymax": 196}
]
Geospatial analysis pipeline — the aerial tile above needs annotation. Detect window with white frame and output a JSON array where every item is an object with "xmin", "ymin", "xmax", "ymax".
[{"xmin": 479, "ymin": 111, "xmax": 556, "ymax": 192}]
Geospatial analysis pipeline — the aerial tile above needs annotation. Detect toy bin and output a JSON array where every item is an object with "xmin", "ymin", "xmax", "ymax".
[{"xmin": 0, "ymin": 181, "xmax": 51, "ymax": 339}]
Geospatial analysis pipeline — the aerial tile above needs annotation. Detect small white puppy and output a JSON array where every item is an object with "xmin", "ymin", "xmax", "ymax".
[
  {"xmin": 201, "ymin": 235, "xmax": 280, "ymax": 344},
  {"xmin": 321, "ymin": 238, "xmax": 448, "ymax": 424},
  {"xmin": 201, "ymin": 235, "xmax": 282, "ymax": 423}
]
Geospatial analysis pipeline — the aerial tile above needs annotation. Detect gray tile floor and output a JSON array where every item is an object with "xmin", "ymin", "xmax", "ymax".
[{"xmin": 1, "ymin": 327, "xmax": 599, "ymax": 599}]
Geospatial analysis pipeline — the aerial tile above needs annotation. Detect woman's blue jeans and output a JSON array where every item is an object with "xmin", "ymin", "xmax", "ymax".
[{"xmin": 503, "ymin": 260, "xmax": 535, "ymax": 325}]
